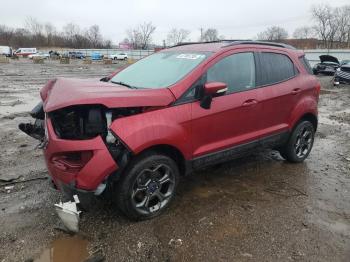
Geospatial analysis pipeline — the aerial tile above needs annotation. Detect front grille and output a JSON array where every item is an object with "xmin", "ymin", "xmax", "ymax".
[{"xmin": 341, "ymin": 66, "xmax": 350, "ymax": 73}]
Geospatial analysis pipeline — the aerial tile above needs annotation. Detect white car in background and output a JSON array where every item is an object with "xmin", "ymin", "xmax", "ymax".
[
  {"xmin": 109, "ymin": 52, "xmax": 128, "ymax": 60},
  {"xmin": 28, "ymin": 52, "xmax": 50, "ymax": 59}
]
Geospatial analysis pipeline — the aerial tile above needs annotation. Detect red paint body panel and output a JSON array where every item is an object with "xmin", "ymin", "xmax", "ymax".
[
  {"xmin": 42, "ymin": 78, "xmax": 175, "ymax": 112},
  {"xmin": 44, "ymin": 118, "xmax": 118, "ymax": 191},
  {"xmin": 40, "ymin": 43, "xmax": 320, "ymax": 192},
  {"xmin": 110, "ymin": 104, "xmax": 193, "ymax": 160}
]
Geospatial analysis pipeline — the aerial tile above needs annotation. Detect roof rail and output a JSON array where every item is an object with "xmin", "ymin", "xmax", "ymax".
[
  {"xmin": 223, "ymin": 40, "xmax": 296, "ymax": 49},
  {"xmin": 167, "ymin": 40, "xmax": 296, "ymax": 50},
  {"xmin": 168, "ymin": 39, "xmax": 250, "ymax": 48}
]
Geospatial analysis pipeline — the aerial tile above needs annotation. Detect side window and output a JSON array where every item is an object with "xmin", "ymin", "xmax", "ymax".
[
  {"xmin": 299, "ymin": 56, "xmax": 313, "ymax": 74},
  {"xmin": 258, "ymin": 52, "xmax": 296, "ymax": 86},
  {"xmin": 207, "ymin": 52, "xmax": 256, "ymax": 93}
]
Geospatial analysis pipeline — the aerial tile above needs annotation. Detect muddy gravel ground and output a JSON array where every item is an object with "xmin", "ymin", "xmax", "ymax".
[{"xmin": 0, "ymin": 59, "xmax": 349, "ymax": 262}]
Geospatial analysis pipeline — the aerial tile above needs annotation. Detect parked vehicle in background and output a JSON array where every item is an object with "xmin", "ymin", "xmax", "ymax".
[
  {"xmin": 19, "ymin": 40, "xmax": 320, "ymax": 221},
  {"xmin": 65, "ymin": 51, "xmax": 85, "ymax": 59},
  {"xmin": 28, "ymin": 52, "xmax": 50, "ymax": 59},
  {"xmin": 14, "ymin": 48, "xmax": 37, "ymax": 57},
  {"xmin": 312, "ymin": 55, "xmax": 340, "ymax": 75},
  {"xmin": 91, "ymin": 52, "xmax": 103, "ymax": 60},
  {"xmin": 49, "ymin": 50, "xmax": 60, "ymax": 58},
  {"xmin": 334, "ymin": 60, "xmax": 350, "ymax": 86},
  {"xmin": 109, "ymin": 53, "xmax": 128, "ymax": 60},
  {"xmin": 0, "ymin": 46, "xmax": 12, "ymax": 57}
]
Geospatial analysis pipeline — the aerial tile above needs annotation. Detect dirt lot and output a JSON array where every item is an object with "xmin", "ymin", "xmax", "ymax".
[{"xmin": 0, "ymin": 59, "xmax": 349, "ymax": 262}]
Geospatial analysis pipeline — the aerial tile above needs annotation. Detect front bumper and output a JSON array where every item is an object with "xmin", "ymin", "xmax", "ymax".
[
  {"xmin": 334, "ymin": 70, "xmax": 350, "ymax": 84},
  {"xmin": 44, "ymin": 118, "xmax": 118, "ymax": 193}
]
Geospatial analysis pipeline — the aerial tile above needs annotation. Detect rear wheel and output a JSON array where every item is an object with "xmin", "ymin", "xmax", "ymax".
[
  {"xmin": 280, "ymin": 121, "xmax": 315, "ymax": 163},
  {"xmin": 114, "ymin": 57, "xmax": 117, "ymax": 60},
  {"xmin": 115, "ymin": 153, "xmax": 179, "ymax": 220}
]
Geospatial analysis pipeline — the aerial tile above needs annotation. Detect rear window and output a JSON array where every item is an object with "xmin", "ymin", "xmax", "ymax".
[
  {"xmin": 259, "ymin": 52, "xmax": 296, "ymax": 86},
  {"xmin": 299, "ymin": 56, "xmax": 313, "ymax": 74}
]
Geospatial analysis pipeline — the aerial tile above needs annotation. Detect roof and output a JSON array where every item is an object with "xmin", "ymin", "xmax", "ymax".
[{"xmin": 166, "ymin": 40, "xmax": 297, "ymax": 53}]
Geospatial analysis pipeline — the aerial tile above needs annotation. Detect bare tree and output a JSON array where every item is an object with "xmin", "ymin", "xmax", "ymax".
[
  {"xmin": 25, "ymin": 17, "xmax": 43, "ymax": 36},
  {"xmin": 87, "ymin": 25, "xmax": 103, "ymax": 48},
  {"xmin": 139, "ymin": 22, "xmax": 156, "ymax": 49},
  {"xmin": 293, "ymin": 26, "xmax": 315, "ymax": 39},
  {"xmin": 0, "ymin": 25, "xmax": 14, "ymax": 45},
  {"xmin": 0, "ymin": 20, "xmax": 112, "ymax": 49},
  {"xmin": 63, "ymin": 23, "xmax": 80, "ymax": 45},
  {"xmin": 166, "ymin": 28, "xmax": 190, "ymax": 46},
  {"xmin": 126, "ymin": 22, "xmax": 156, "ymax": 49},
  {"xmin": 311, "ymin": 4, "xmax": 339, "ymax": 49},
  {"xmin": 44, "ymin": 23, "xmax": 56, "ymax": 46},
  {"xmin": 334, "ymin": 6, "xmax": 350, "ymax": 46},
  {"xmin": 257, "ymin": 26, "xmax": 289, "ymax": 41},
  {"xmin": 126, "ymin": 28, "xmax": 142, "ymax": 49},
  {"xmin": 202, "ymin": 28, "xmax": 219, "ymax": 41}
]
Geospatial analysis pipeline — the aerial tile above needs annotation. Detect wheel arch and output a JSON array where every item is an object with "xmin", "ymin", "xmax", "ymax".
[
  {"xmin": 300, "ymin": 113, "xmax": 318, "ymax": 131},
  {"xmin": 135, "ymin": 144, "xmax": 189, "ymax": 176},
  {"xmin": 294, "ymin": 112, "xmax": 318, "ymax": 131}
]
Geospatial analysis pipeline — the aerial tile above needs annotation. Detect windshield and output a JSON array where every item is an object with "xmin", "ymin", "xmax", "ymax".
[{"xmin": 110, "ymin": 51, "xmax": 210, "ymax": 89}]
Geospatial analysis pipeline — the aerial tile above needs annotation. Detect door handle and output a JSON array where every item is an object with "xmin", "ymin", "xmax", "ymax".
[
  {"xmin": 291, "ymin": 88, "xmax": 301, "ymax": 95},
  {"xmin": 242, "ymin": 99, "xmax": 258, "ymax": 106}
]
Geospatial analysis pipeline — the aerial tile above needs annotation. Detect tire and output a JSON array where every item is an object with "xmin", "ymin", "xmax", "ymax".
[
  {"xmin": 124, "ymin": 57, "xmax": 127, "ymax": 61},
  {"xmin": 280, "ymin": 121, "xmax": 315, "ymax": 163},
  {"xmin": 113, "ymin": 57, "xmax": 117, "ymax": 60},
  {"xmin": 115, "ymin": 153, "xmax": 179, "ymax": 220}
]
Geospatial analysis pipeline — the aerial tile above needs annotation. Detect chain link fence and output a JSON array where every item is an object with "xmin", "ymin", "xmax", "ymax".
[{"xmin": 38, "ymin": 48, "xmax": 154, "ymax": 60}]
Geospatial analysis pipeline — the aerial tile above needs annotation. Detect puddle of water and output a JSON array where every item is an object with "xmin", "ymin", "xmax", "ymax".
[{"xmin": 35, "ymin": 235, "xmax": 89, "ymax": 262}]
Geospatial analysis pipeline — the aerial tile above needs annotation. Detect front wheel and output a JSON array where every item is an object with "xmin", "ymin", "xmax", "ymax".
[
  {"xmin": 115, "ymin": 153, "xmax": 179, "ymax": 220},
  {"xmin": 280, "ymin": 121, "xmax": 315, "ymax": 163}
]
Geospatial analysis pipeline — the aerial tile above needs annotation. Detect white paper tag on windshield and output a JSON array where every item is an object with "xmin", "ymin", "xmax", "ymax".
[{"xmin": 176, "ymin": 54, "xmax": 205, "ymax": 60}]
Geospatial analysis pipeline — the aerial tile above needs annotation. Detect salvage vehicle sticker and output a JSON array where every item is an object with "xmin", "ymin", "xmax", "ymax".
[{"xmin": 176, "ymin": 54, "xmax": 205, "ymax": 60}]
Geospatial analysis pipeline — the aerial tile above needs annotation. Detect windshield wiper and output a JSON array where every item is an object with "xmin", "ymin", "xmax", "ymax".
[{"xmin": 110, "ymin": 81, "xmax": 136, "ymax": 89}]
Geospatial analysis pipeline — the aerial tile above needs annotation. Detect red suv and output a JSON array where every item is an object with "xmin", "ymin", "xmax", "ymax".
[{"xmin": 20, "ymin": 41, "xmax": 320, "ymax": 220}]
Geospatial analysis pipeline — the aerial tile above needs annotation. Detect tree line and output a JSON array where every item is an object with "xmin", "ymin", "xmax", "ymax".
[
  {"xmin": 0, "ymin": 4, "xmax": 349, "ymax": 50},
  {"xmin": 0, "ymin": 17, "xmax": 112, "ymax": 49},
  {"xmin": 256, "ymin": 4, "xmax": 350, "ymax": 48}
]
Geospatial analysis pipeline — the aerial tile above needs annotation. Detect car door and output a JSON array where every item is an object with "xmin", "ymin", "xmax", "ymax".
[
  {"xmin": 255, "ymin": 51, "xmax": 300, "ymax": 141},
  {"xmin": 190, "ymin": 51, "xmax": 263, "ymax": 164}
]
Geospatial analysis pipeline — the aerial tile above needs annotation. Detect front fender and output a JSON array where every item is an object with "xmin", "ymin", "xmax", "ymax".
[{"xmin": 109, "ymin": 104, "xmax": 192, "ymax": 159}]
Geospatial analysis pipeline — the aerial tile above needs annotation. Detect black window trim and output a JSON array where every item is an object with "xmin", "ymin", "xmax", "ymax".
[
  {"xmin": 174, "ymin": 51, "xmax": 259, "ymax": 105},
  {"xmin": 174, "ymin": 50, "xmax": 300, "ymax": 106}
]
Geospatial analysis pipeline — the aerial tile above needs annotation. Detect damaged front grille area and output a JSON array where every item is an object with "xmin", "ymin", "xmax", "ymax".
[
  {"xmin": 49, "ymin": 106, "xmax": 142, "ymax": 140},
  {"xmin": 50, "ymin": 106, "xmax": 107, "ymax": 140}
]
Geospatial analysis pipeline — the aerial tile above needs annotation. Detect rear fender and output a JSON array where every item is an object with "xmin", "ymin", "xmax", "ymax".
[{"xmin": 288, "ymin": 96, "xmax": 318, "ymax": 130}]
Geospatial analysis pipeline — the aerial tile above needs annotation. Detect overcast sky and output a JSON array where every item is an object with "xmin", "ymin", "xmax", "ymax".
[{"xmin": 0, "ymin": 0, "xmax": 349, "ymax": 45}]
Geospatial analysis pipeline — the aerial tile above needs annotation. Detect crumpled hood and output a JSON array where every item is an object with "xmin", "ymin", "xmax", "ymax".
[
  {"xmin": 319, "ymin": 55, "xmax": 339, "ymax": 64},
  {"xmin": 42, "ymin": 78, "xmax": 175, "ymax": 112}
]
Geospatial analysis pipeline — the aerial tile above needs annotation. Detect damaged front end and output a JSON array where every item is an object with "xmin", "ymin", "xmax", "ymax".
[{"xmin": 19, "ymin": 101, "xmax": 145, "ymax": 205}]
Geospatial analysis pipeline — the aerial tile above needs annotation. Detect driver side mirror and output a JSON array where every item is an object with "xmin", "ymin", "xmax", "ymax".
[{"xmin": 200, "ymin": 82, "xmax": 227, "ymax": 109}]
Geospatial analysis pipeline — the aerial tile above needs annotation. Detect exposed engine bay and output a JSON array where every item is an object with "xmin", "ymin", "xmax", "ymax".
[{"xmin": 19, "ymin": 102, "xmax": 146, "ymax": 167}]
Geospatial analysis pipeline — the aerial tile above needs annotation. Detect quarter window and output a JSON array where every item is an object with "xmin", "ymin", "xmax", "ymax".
[
  {"xmin": 299, "ymin": 56, "xmax": 313, "ymax": 74},
  {"xmin": 207, "ymin": 52, "xmax": 256, "ymax": 93},
  {"xmin": 258, "ymin": 52, "xmax": 296, "ymax": 85}
]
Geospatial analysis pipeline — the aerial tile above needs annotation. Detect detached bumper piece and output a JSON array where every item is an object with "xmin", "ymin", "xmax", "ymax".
[
  {"xmin": 55, "ymin": 195, "xmax": 81, "ymax": 233},
  {"xmin": 18, "ymin": 119, "xmax": 45, "ymax": 141}
]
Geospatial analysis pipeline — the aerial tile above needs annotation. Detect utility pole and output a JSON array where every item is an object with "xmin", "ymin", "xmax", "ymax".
[{"xmin": 200, "ymin": 27, "xmax": 203, "ymax": 42}]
